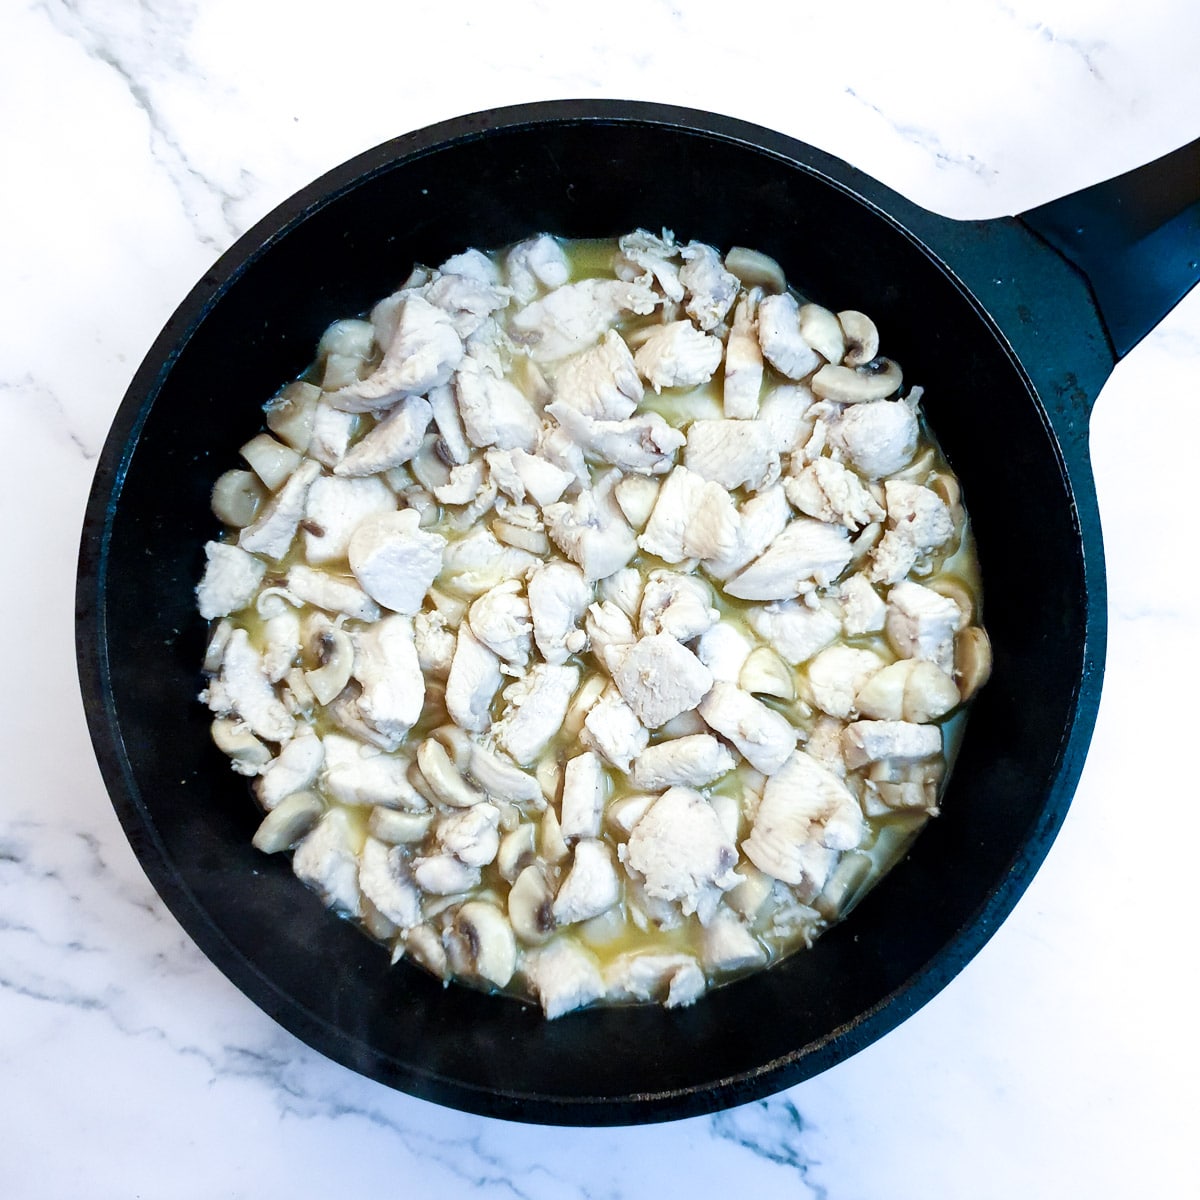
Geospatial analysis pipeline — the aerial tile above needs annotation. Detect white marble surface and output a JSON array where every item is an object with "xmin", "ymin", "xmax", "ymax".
[{"xmin": 2, "ymin": 0, "xmax": 1198, "ymax": 1195}]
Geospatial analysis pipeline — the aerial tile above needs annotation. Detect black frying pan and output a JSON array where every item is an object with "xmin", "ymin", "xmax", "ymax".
[{"xmin": 75, "ymin": 101, "xmax": 1200, "ymax": 1125}]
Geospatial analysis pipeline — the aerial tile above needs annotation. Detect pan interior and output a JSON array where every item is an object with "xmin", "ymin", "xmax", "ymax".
[{"xmin": 86, "ymin": 117, "xmax": 1087, "ymax": 1122}]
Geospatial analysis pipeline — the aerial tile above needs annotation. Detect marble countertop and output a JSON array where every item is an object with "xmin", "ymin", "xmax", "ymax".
[{"xmin": 3, "ymin": 1, "xmax": 1197, "ymax": 1195}]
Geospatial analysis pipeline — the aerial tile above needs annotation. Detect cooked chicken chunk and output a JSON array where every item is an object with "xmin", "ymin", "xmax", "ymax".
[
  {"xmin": 509, "ymin": 277, "xmax": 659, "ymax": 362},
  {"xmin": 320, "ymin": 732, "xmax": 425, "ymax": 809},
  {"xmin": 638, "ymin": 571, "xmax": 718, "ymax": 642},
  {"xmin": 842, "ymin": 720, "xmax": 943, "ymax": 769},
  {"xmin": 805, "ymin": 645, "xmax": 887, "ymax": 719},
  {"xmin": 237, "ymin": 457, "xmax": 321, "ymax": 561},
  {"xmin": 697, "ymin": 682, "xmax": 796, "ymax": 774},
  {"xmin": 504, "ymin": 233, "xmax": 571, "ymax": 305},
  {"xmin": 633, "ymin": 321, "xmax": 724, "ymax": 392},
  {"xmin": 684, "ymin": 418, "xmax": 779, "ymax": 492},
  {"xmin": 701, "ymin": 909, "xmax": 768, "ymax": 973},
  {"xmin": 285, "ymin": 564, "xmax": 380, "ymax": 622},
  {"xmin": 493, "ymin": 663, "xmax": 581, "ymax": 765},
  {"xmin": 614, "ymin": 228, "xmax": 685, "ymax": 301},
  {"xmin": 352, "ymin": 615, "xmax": 425, "ymax": 742},
  {"xmin": 839, "ymin": 572, "xmax": 888, "ymax": 635},
  {"xmin": 468, "ymin": 581, "xmax": 533, "ymax": 666},
  {"xmin": 584, "ymin": 601, "xmax": 637, "ymax": 669},
  {"xmin": 333, "ymin": 395, "xmax": 433, "ymax": 477},
  {"xmin": 746, "ymin": 599, "xmax": 842, "ymax": 666},
  {"xmin": 742, "ymin": 751, "xmax": 864, "ymax": 888},
  {"xmin": 757, "ymin": 292, "xmax": 822, "ymax": 379},
  {"xmin": 434, "ymin": 803, "xmax": 501, "ymax": 867},
  {"xmin": 292, "ymin": 808, "xmax": 362, "ymax": 915},
  {"xmin": 604, "ymin": 951, "xmax": 706, "ymax": 1008},
  {"xmin": 695, "ymin": 621, "xmax": 753, "ymax": 683},
  {"xmin": 723, "ymin": 289, "xmax": 765, "ymax": 418},
  {"xmin": 611, "ymin": 634, "xmax": 715, "ymax": 729},
  {"xmin": 623, "ymin": 787, "xmax": 741, "ymax": 920},
  {"xmin": 346, "ymin": 509, "xmax": 446, "ymax": 615},
  {"xmin": 870, "ymin": 481, "xmax": 956, "ymax": 584},
  {"xmin": 301, "ymin": 474, "xmax": 395, "ymax": 564},
  {"xmin": 454, "ymin": 355, "xmax": 542, "ymax": 452},
  {"xmin": 445, "ymin": 625, "xmax": 503, "ymax": 733},
  {"xmin": 785, "ymin": 457, "xmax": 886, "ymax": 530},
  {"xmin": 551, "ymin": 329, "xmax": 643, "ymax": 420},
  {"xmin": 560, "ymin": 750, "xmax": 607, "ymax": 841},
  {"xmin": 679, "ymin": 240, "xmax": 740, "ymax": 331},
  {"xmin": 522, "ymin": 937, "xmax": 606, "ymax": 1018},
  {"xmin": 638, "ymin": 465, "xmax": 741, "ymax": 564},
  {"xmin": 330, "ymin": 295, "xmax": 463, "ymax": 412},
  {"xmin": 629, "ymin": 734, "xmax": 736, "ymax": 790},
  {"xmin": 542, "ymin": 471, "xmax": 638, "ymax": 582},
  {"xmin": 702, "ymin": 483, "xmax": 792, "ymax": 581},
  {"xmin": 552, "ymin": 838, "xmax": 621, "ymax": 925},
  {"xmin": 725, "ymin": 518, "xmax": 853, "ymax": 601},
  {"xmin": 527, "ymin": 561, "xmax": 590, "ymax": 664},
  {"xmin": 884, "ymin": 580, "xmax": 964, "ymax": 674},
  {"xmin": 580, "ymin": 689, "xmax": 649, "ymax": 772},
  {"xmin": 424, "ymin": 270, "xmax": 512, "ymax": 340},
  {"xmin": 832, "ymin": 397, "xmax": 919, "ymax": 479},
  {"xmin": 545, "ymin": 401, "xmax": 685, "ymax": 476},
  {"xmin": 197, "ymin": 541, "xmax": 267, "ymax": 621},
  {"xmin": 203, "ymin": 627, "xmax": 296, "ymax": 744},
  {"xmin": 253, "ymin": 729, "xmax": 324, "ymax": 810}
]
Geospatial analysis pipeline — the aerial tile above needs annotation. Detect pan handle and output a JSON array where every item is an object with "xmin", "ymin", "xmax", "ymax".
[{"xmin": 1018, "ymin": 139, "xmax": 1200, "ymax": 359}]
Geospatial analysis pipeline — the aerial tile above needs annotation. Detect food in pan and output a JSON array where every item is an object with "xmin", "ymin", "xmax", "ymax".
[{"xmin": 197, "ymin": 229, "xmax": 991, "ymax": 1017}]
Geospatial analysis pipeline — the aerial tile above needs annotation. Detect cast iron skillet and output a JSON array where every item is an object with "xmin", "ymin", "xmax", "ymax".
[{"xmin": 76, "ymin": 101, "xmax": 1200, "ymax": 1125}]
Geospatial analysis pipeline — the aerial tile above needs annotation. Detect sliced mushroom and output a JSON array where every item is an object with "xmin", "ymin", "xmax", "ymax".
[
  {"xmin": 210, "ymin": 717, "xmax": 272, "ymax": 775},
  {"xmin": 798, "ymin": 303, "xmax": 845, "ymax": 364},
  {"xmin": 202, "ymin": 619, "xmax": 233, "ymax": 674},
  {"xmin": 368, "ymin": 806, "xmax": 433, "ymax": 844},
  {"xmin": 810, "ymin": 357, "xmax": 903, "ymax": 403},
  {"xmin": 496, "ymin": 823, "xmax": 538, "ymax": 881},
  {"xmin": 955, "ymin": 625, "xmax": 993, "ymax": 701},
  {"xmin": 264, "ymin": 380, "xmax": 320, "ymax": 453},
  {"xmin": 250, "ymin": 787, "xmax": 324, "ymax": 854},
  {"xmin": 444, "ymin": 900, "xmax": 517, "ymax": 988},
  {"xmin": 837, "ymin": 310, "xmax": 879, "ymax": 367},
  {"xmin": 539, "ymin": 804, "xmax": 570, "ymax": 865},
  {"xmin": 468, "ymin": 744, "xmax": 543, "ymax": 806},
  {"xmin": 303, "ymin": 626, "xmax": 355, "ymax": 705},
  {"xmin": 211, "ymin": 469, "xmax": 267, "ymax": 528},
  {"xmin": 403, "ymin": 924, "xmax": 448, "ymax": 978},
  {"xmin": 416, "ymin": 738, "xmax": 487, "ymax": 807},
  {"xmin": 507, "ymin": 864, "xmax": 557, "ymax": 945},
  {"xmin": 723, "ymin": 246, "xmax": 786, "ymax": 293},
  {"xmin": 855, "ymin": 658, "xmax": 960, "ymax": 723},
  {"xmin": 240, "ymin": 432, "xmax": 303, "ymax": 491},
  {"xmin": 738, "ymin": 646, "xmax": 795, "ymax": 700}
]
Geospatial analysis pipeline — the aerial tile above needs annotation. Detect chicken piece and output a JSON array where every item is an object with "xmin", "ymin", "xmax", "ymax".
[
  {"xmin": 320, "ymin": 732, "xmax": 425, "ymax": 809},
  {"xmin": 831, "ymin": 397, "xmax": 919, "ymax": 479},
  {"xmin": 434, "ymin": 803, "xmax": 501, "ymax": 867},
  {"xmin": 723, "ymin": 289, "xmax": 765, "ymax": 418},
  {"xmin": 438, "ymin": 525, "xmax": 537, "ymax": 599},
  {"xmin": 347, "ymin": 509, "xmax": 446, "ymax": 615},
  {"xmin": 237, "ymin": 458, "xmax": 322, "ymax": 561},
  {"xmin": 701, "ymin": 908, "xmax": 768, "ymax": 974},
  {"xmin": 746, "ymin": 599, "xmax": 842, "ymax": 666},
  {"xmin": 494, "ymin": 663, "xmax": 581, "ymax": 765},
  {"xmin": 410, "ymin": 853, "xmax": 480, "ymax": 895},
  {"xmin": 552, "ymin": 839, "xmax": 621, "ymax": 926},
  {"xmin": 504, "ymin": 233, "xmax": 571, "ymax": 305},
  {"xmin": 445, "ymin": 625, "xmax": 503, "ymax": 733},
  {"xmin": 839, "ymin": 572, "xmax": 888, "ymax": 635},
  {"xmin": 695, "ymin": 621, "xmax": 753, "ymax": 683},
  {"xmin": 724, "ymin": 518, "xmax": 853, "ymax": 601},
  {"xmin": 550, "ymin": 329, "xmax": 643, "ymax": 419},
  {"xmin": 292, "ymin": 808, "xmax": 362, "ymax": 916},
  {"xmin": 684, "ymin": 419, "xmax": 780, "ymax": 492},
  {"xmin": 526, "ymin": 561, "xmax": 591, "ymax": 665},
  {"xmin": 702, "ymin": 483, "xmax": 792, "ymax": 581},
  {"xmin": 870, "ymin": 481, "xmax": 956, "ymax": 584},
  {"xmin": 467, "ymin": 581, "xmax": 533, "ymax": 667},
  {"xmin": 604, "ymin": 951, "xmax": 706, "ymax": 1008},
  {"xmin": 637, "ymin": 465, "xmax": 740, "ymax": 564},
  {"xmin": 413, "ymin": 609, "xmax": 455, "ymax": 679},
  {"xmin": 542, "ymin": 471, "xmax": 638, "ymax": 582},
  {"xmin": 509, "ymin": 277, "xmax": 659, "ymax": 362},
  {"xmin": 196, "ymin": 541, "xmax": 267, "ymax": 621},
  {"xmin": 804, "ymin": 645, "xmax": 887, "ymax": 719},
  {"xmin": 545, "ymin": 401, "xmax": 685, "ymax": 476},
  {"xmin": 453, "ymin": 355, "xmax": 541, "ymax": 452},
  {"xmin": 755, "ymin": 383, "xmax": 817, "ymax": 456},
  {"xmin": 757, "ymin": 293, "xmax": 822, "ymax": 379},
  {"xmin": 253, "ymin": 729, "xmax": 324, "ymax": 810},
  {"xmin": 614, "ymin": 228, "xmax": 685, "ymax": 301},
  {"xmin": 559, "ymin": 751, "xmax": 606, "ymax": 841},
  {"xmin": 785, "ymin": 457, "xmax": 886, "ymax": 530},
  {"xmin": 842, "ymin": 720, "xmax": 943, "ymax": 769},
  {"xmin": 357, "ymin": 836, "xmax": 422, "ymax": 929},
  {"xmin": 638, "ymin": 571, "xmax": 719, "ymax": 642},
  {"xmin": 485, "ymin": 447, "xmax": 574, "ymax": 507},
  {"xmin": 622, "ymin": 787, "xmax": 740, "ymax": 919},
  {"xmin": 884, "ymin": 580, "xmax": 964, "ymax": 674},
  {"xmin": 679, "ymin": 240, "xmax": 740, "ymax": 331},
  {"xmin": 283, "ymin": 564, "xmax": 379, "ymax": 622},
  {"xmin": 522, "ymin": 937, "xmax": 606, "ymax": 1019},
  {"xmin": 307, "ymin": 403, "xmax": 359, "ymax": 469},
  {"xmin": 697, "ymin": 682, "xmax": 796, "ymax": 775},
  {"xmin": 438, "ymin": 247, "xmax": 501, "ymax": 284},
  {"xmin": 629, "ymin": 734, "xmax": 736, "ymax": 790},
  {"xmin": 202, "ymin": 627, "xmax": 296, "ymax": 744},
  {"xmin": 611, "ymin": 634, "xmax": 715, "ymax": 729},
  {"xmin": 741, "ymin": 751, "xmax": 864, "ymax": 888},
  {"xmin": 584, "ymin": 601, "xmax": 637, "ymax": 670},
  {"xmin": 855, "ymin": 658, "xmax": 960, "ymax": 723},
  {"xmin": 301, "ymin": 474, "xmax": 395, "ymax": 564},
  {"xmin": 333, "ymin": 395, "xmax": 433, "ymax": 477},
  {"xmin": 431, "ymin": 459, "xmax": 487, "ymax": 507},
  {"xmin": 330, "ymin": 295, "xmax": 463, "ymax": 412},
  {"xmin": 423, "ymin": 270, "xmax": 512, "ymax": 340},
  {"xmin": 351, "ymin": 615, "xmax": 424, "ymax": 742},
  {"xmin": 260, "ymin": 605, "xmax": 301, "ymax": 683},
  {"xmin": 580, "ymin": 688, "xmax": 649, "ymax": 772},
  {"xmin": 633, "ymin": 321, "xmax": 724, "ymax": 392}
]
